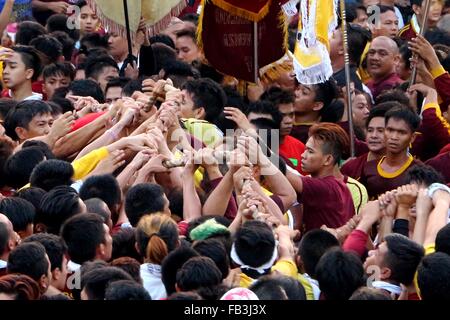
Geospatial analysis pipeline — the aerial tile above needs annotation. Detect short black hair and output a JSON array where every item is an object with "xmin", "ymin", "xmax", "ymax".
[
  {"xmin": 0, "ymin": 198, "xmax": 35, "ymax": 234},
  {"xmin": 7, "ymin": 242, "xmax": 49, "ymax": 282},
  {"xmin": 68, "ymin": 79, "xmax": 105, "ymax": 103},
  {"xmin": 50, "ymin": 31, "xmax": 76, "ymax": 61},
  {"xmin": 16, "ymin": 21, "xmax": 47, "ymax": 46},
  {"xmin": 111, "ymin": 228, "xmax": 141, "ymax": 262},
  {"xmin": 314, "ymin": 80, "xmax": 340, "ymax": 117},
  {"xmin": 315, "ymin": 248, "xmax": 365, "ymax": 300},
  {"xmin": 347, "ymin": 23, "xmax": 372, "ymax": 66},
  {"xmin": 61, "ymin": 213, "xmax": 106, "ymax": 265},
  {"xmin": 182, "ymin": 78, "xmax": 227, "ymax": 123},
  {"xmin": 16, "ymin": 187, "xmax": 47, "ymax": 211},
  {"xmin": 79, "ymin": 174, "xmax": 121, "ymax": 214},
  {"xmin": 192, "ymin": 238, "xmax": 230, "ymax": 280},
  {"xmin": 175, "ymin": 28, "xmax": 196, "ymax": 41},
  {"xmin": 152, "ymin": 43, "xmax": 177, "ymax": 74},
  {"xmin": 105, "ymin": 77, "xmax": 130, "ymax": 93},
  {"xmin": 22, "ymin": 233, "xmax": 67, "ymax": 272},
  {"xmin": 349, "ymin": 287, "xmax": 392, "ymax": 300},
  {"xmin": 29, "ymin": 35, "xmax": 63, "ymax": 64},
  {"xmin": 260, "ymin": 87, "xmax": 295, "ymax": 107},
  {"xmin": 122, "ymin": 79, "xmax": 143, "ymax": 97},
  {"xmin": 125, "ymin": 183, "xmax": 166, "ymax": 227},
  {"xmin": 22, "ymin": 140, "xmax": 56, "ymax": 160},
  {"xmin": 161, "ymin": 246, "xmax": 199, "ymax": 295},
  {"xmin": 3, "ymin": 147, "xmax": 46, "ymax": 188},
  {"xmin": 0, "ymin": 138, "xmax": 15, "ymax": 188},
  {"xmin": 81, "ymin": 266, "xmax": 133, "ymax": 300},
  {"xmin": 30, "ymin": 159, "xmax": 74, "ymax": 191},
  {"xmin": 180, "ymin": 13, "xmax": 199, "ymax": 25},
  {"xmin": 0, "ymin": 99, "xmax": 17, "ymax": 120},
  {"xmin": 418, "ymin": 252, "xmax": 450, "ymax": 300},
  {"xmin": 234, "ymin": 220, "xmax": 276, "ymax": 269},
  {"xmin": 110, "ymin": 257, "xmax": 142, "ymax": 283},
  {"xmin": 250, "ymin": 274, "xmax": 307, "ymax": 300},
  {"xmin": 385, "ymin": 105, "xmax": 421, "ymax": 132},
  {"xmin": 105, "ymin": 280, "xmax": 151, "ymax": 300},
  {"xmin": 11, "ymin": 46, "xmax": 43, "ymax": 82},
  {"xmin": 4, "ymin": 100, "xmax": 52, "ymax": 141},
  {"xmin": 36, "ymin": 186, "xmax": 83, "ymax": 235},
  {"xmin": 50, "ymin": 96, "xmax": 74, "ymax": 113},
  {"xmin": 436, "ymin": 224, "xmax": 450, "ymax": 255},
  {"xmin": 298, "ymin": 229, "xmax": 340, "ymax": 277},
  {"xmin": 150, "ymin": 34, "xmax": 175, "ymax": 48},
  {"xmin": 176, "ymin": 256, "xmax": 222, "ymax": 291},
  {"xmin": 246, "ymin": 100, "xmax": 283, "ymax": 129},
  {"xmin": 163, "ymin": 60, "xmax": 198, "ymax": 88},
  {"xmin": 84, "ymin": 55, "xmax": 119, "ymax": 80},
  {"xmin": 406, "ymin": 164, "xmax": 445, "ymax": 186},
  {"xmin": 43, "ymin": 62, "xmax": 75, "ymax": 82},
  {"xmin": 375, "ymin": 90, "xmax": 410, "ymax": 107},
  {"xmin": 384, "ymin": 234, "xmax": 425, "ymax": 285},
  {"xmin": 366, "ymin": 103, "xmax": 393, "ymax": 128}
]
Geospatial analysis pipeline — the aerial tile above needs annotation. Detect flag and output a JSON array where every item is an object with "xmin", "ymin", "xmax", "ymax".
[
  {"xmin": 87, "ymin": 0, "xmax": 186, "ymax": 37},
  {"xmin": 293, "ymin": 0, "xmax": 338, "ymax": 84}
]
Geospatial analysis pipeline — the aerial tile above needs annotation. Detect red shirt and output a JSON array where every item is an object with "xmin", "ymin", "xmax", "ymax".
[
  {"xmin": 279, "ymin": 135, "xmax": 305, "ymax": 174},
  {"xmin": 299, "ymin": 175, "xmax": 355, "ymax": 232},
  {"xmin": 367, "ymin": 73, "xmax": 404, "ymax": 100},
  {"xmin": 71, "ymin": 112, "xmax": 106, "ymax": 132},
  {"xmin": 341, "ymin": 153, "xmax": 369, "ymax": 180}
]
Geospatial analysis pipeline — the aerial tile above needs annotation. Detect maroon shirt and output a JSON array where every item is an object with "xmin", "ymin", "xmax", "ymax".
[
  {"xmin": 290, "ymin": 123, "xmax": 312, "ymax": 144},
  {"xmin": 341, "ymin": 153, "xmax": 369, "ymax": 180},
  {"xmin": 299, "ymin": 175, "xmax": 354, "ymax": 232},
  {"xmin": 367, "ymin": 73, "xmax": 404, "ymax": 100},
  {"xmin": 426, "ymin": 151, "xmax": 450, "ymax": 184},
  {"xmin": 398, "ymin": 23, "xmax": 417, "ymax": 41}
]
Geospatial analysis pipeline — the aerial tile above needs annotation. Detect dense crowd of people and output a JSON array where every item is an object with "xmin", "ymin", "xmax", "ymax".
[{"xmin": 0, "ymin": 0, "xmax": 449, "ymax": 301}]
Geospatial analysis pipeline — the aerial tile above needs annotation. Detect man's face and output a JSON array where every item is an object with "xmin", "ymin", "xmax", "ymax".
[
  {"xmin": 17, "ymin": 113, "xmax": 53, "ymax": 141},
  {"xmin": 79, "ymin": 5, "xmax": 99, "ymax": 35},
  {"xmin": 301, "ymin": 136, "xmax": 327, "ymax": 174},
  {"xmin": 2, "ymin": 52, "xmax": 32, "ymax": 89},
  {"xmin": 329, "ymin": 29, "xmax": 343, "ymax": 61},
  {"xmin": 385, "ymin": 117, "xmax": 414, "ymax": 154},
  {"xmin": 278, "ymin": 103, "xmax": 295, "ymax": 137},
  {"xmin": 105, "ymin": 86, "xmax": 122, "ymax": 104},
  {"xmin": 176, "ymin": 36, "xmax": 201, "ymax": 63},
  {"xmin": 354, "ymin": 8, "xmax": 369, "ymax": 29},
  {"xmin": 294, "ymin": 84, "xmax": 318, "ymax": 114},
  {"xmin": 372, "ymin": 10, "xmax": 399, "ymax": 38},
  {"xmin": 94, "ymin": 66, "xmax": 119, "ymax": 93},
  {"xmin": 366, "ymin": 116, "xmax": 386, "ymax": 153},
  {"xmin": 179, "ymin": 89, "xmax": 196, "ymax": 119},
  {"xmin": 367, "ymin": 38, "xmax": 398, "ymax": 80},
  {"xmin": 43, "ymin": 74, "xmax": 71, "ymax": 100},
  {"xmin": 52, "ymin": 255, "xmax": 68, "ymax": 291},
  {"xmin": 108, "ymin": 33, "xmax": 128, "ymax": 61},
  {"xmin": 102, "ymin": 224, "xmax": 113, "ymax": 262},
  {"xmin": 364, "ymin": 242, "xmax": 389, "ymax": 276},
  {"xmin": 352, "ymin": 94, "xmax": 370, "ymax": 129},
  {"xmin": 416, "ymin": 0, "xmax": 444, "ymax": 25}
]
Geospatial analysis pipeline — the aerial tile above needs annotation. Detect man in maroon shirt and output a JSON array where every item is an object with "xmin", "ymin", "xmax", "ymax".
[
  {"xmin": 286, "ymin": 123, "xmax": 355, "ymax": 232},
  {"xmin": 360, "ymin": 105, "xmax": 421, "ymax": 199},
  {"xmin": 366, "ymin": 36, "xmax": 404, "ymax": 99}
]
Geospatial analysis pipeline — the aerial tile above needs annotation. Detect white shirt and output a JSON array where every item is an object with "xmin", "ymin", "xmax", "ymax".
[
  {"xmin": 394, "ymin": 6, "xmax": 405, "ymax": 29},
  {"xmin": 303, "ymin": 273, "xmax": 321, "ymax": 300},
  {"xmin": 68, "ymin": 260, "xmax": 81, "ymax": 273},
  {"xmin": 8, "ymin": 90, "xmax": 43, "ymax": 101},
  {"xmin": 140, "ymin": 263, "xmax": 167, "ymax": 300},
  {"xmin": 0, "ymin": 259, "xmax": 7, "ymax": 269}
]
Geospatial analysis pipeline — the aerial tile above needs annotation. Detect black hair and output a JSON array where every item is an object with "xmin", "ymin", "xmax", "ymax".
[
  {"xmin": 399, "ymin": 44, "xmax": 412, "ymax": 72},
  {"xmin": 385, "ymin": 105, "xmax": 421, "ymax": 132},
  {"xmin": 167, "ymin": 187, "xmax": 184, "ymax": 221},
  {"xmin": 314, "ymin": 80, "xmax": 341, "ymax": 119},
  {"xmin": 151, "ymin": 43, "xmax": 177, "ymax": 74},
  {"xmin": 176, "ymin": 28, "xmax": 196, "ymax": 41},
  {"xmin": 234, "ymin": 220, "xmax": 276, "ymax": 269},
  {"xmin": 105, "ymin": 77, "xmax": 130, "ymax": 93},
  {"xmin": 192, "ymin": 62, "xmax": 224, "ymax": 84},
  {"xmin": 176, "ymin": 256, "xmax": 222, "ymax": 291},
  {"xmin": 22, "ymin": 233, "xmax": 67, "ymax": 272},
  {"xmin": 163, "ymin": 60, "xmax": 198, "ymax": 88},
  {"xmin": 250, "ymin": 274, "xmax": 307, "ymax": 300},
  {"xmin": 0, "ymin": 99, "xmax": 17, "ymax": 120},
  {"xmin": 111, "ymin": 228, "xmax": 142, "ymax": 262},
  {"xmin": 0, "ymin": 138, "xmax": 15, "ymax": 188},
  {"xmin": 16, "ymin": 187, "xmax": 47, "ymax": 211},
  {"xmin": 3, "ymin": 147, "xmax": 46, "ymax": 188},
  {"xmin": 418, "ymin": 252, "xmax": 450, "ymax": 300},
  {"xmin": 50, "ymin": 31, "xmax": 76, "ymax": 61},
  {"xmin": 46, "ymin": 14, "xmax": 79, "ymax": 41},
  {"xmin": 406, "ymin": 164, "xmax": 445, "ymax": 186},
  {"xmin": 43, "ymin": 62, "xmax": 75, "ymax": 81},
  {"xmin": 298, "ymin": 229, "xmax": 340, "ymax": 277},
  {"xmin": 79, "ymin": 32, "xmax": 109, "ymax": 50},
  {"xmin": 192, "ymin": 238, "xmax": 230, "ymax": 280},
  {"xmin": 46, "ymin": 101, "xmax": 63, "ymax": 117},
  {"xmin": 84, "ymin": 198, "xmax": 111, "ymax": 225},
  {"xmin": 81, "ymin": 266, "xmax": 133, "ymax": 300},
  {"xmin": 79, "ymin": 174, "xmax": 121, "ymax": 216},
  {"xmin": 4, "ymin": 100, "xmax": 51, "ymax": 141},
  {"xmin": 349, "ymin": 287, "xmax": 392, "ymax": 300},
  {"xmin": 104, "ymin": 280, "xmax": 151, "ymax": 300},
  {"xmin": 180, "ymin": 13, "xmax": 199, "ymax": 25},
  {"xmin": 84, "ymin": 55, "xmax": 119, "ymax": 80},
  {"xmin": 67, "ymin": 79, "xmax": 105, "ymax": 103},
  {"xmin": 122, "ymin": 79, "xmax": 143, "ymax": 97},
  {"xmin": 384, "ymin": 234, "xmax": 425, "ymax": 285},
  {"xmin": 182, "ymin": 78, "xmax": 227, "ymax": 123},
  {"xmin": 150, "ymin": 34, "xmax": 175, "ymax": 49},
  {"xmin": 16, "ymin": 21, "xmax": 47, "ymax": 46},
  {"xmin": 61, "ymin": 213, "xmax": 107, "ymax": 265},
  {"xmin": 110, "ymin": 257, "xmax": 142, "ymax": 284},
  {"xmin": 319, "ymin": 98, "xmax": 345, "ymax": 123},
  {"xmin": 125, "ymin": 183, "xmax": 166, "ymax": 227},
  {"xmin": 7, "ymin": 242, "xmax": 49, "ymax": 282},
  {"xmin": 29, "ymin": 35, "xmax": 63, "ymax": 64},
  {"xmin": 161, "ymin": 246, "xmax": 199, "ymax": 295},
  {"xmin": 50, "ymin": 96, "xmax": 74, "ymax": 113},
  {"xmin": 245, "ymin": 100, "xmax": 283, "ymax": 129},
  {"xmin": 315, "ymin": 248, "xmax": 365, "ymax": 300},
  {"xmin": 375, "ymin": 90, "xmax": 410, "ymax": 107},
  {"xmin": 347, "ymin": 23, "xmax": 372, "ymax": 66},
  {"xmin": 36, "ymin": 186, "xmax": 83, "ymax": 235},
  {"xmin": 366, "ymin": 102, "xmax": 394, "ymax": 128},
  {"xmin": 0, "ymin": 198, "xmax": 35, "ymax": 234},
  {"xmin": 260, "ymin": 87, "xmax": 295, "ymax": 106},
  {"xmin": 167, "ymin": 291, "xmax": 203, "ymax": 300},
  {"xmin": 0, "ymin": 222, "xmax": 10, "ymax": 256},
  {"xmin": 425, "ymin": 28, "xmax": 450, "ymax": 46},
  {"xmin": 22, "ymin": 140, "xmax": 56, "ymax": 160},
  {"xmin": 30, "ymin": 159, "xmax": 74, "ymax": 191},
  {"xmin": 436, "ymin": 224, "xmax": 450, "ymax": 255}
]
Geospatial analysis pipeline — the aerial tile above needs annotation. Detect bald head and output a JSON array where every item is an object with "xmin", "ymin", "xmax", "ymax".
[
  {"xmin": 0, "ymin": 214, "xmax": 13, "ymax": 233},
  {"xmin": 0, "ymin": 214, "xmax": 16, "ymax": 259},
  {"xmin": 372, "ymin": 36, "xmax": 399, "ymax": 54},
  {"xmin": 367, "ymin": 36, "xmax": 400, "ymax": 81}
]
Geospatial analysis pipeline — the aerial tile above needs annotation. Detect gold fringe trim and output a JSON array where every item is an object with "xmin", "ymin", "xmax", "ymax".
[{"xmin": 211, "ymin": 0, "xmax": 271, "ymax": 22}]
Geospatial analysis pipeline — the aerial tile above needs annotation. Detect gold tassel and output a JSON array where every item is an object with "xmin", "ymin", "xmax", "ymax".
[{"xmin": 210, "ymin": 0, "xmax": 271, "ymax": 22}]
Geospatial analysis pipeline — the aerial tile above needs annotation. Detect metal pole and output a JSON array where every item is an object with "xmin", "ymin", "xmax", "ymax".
[
  {"xmin": 253, "ymin": 21, "xmax": 259, "ymax": 83},
  {"xmin": 409, "ymin": 0, "xmax": 432, "ymax": 88},
  {"xmin": 122, "ymin": 0, "xmax": 134, "ymax": 62},
  {"xmin": 340, "ymin": 0, "xmax": 355, "ymax": 157}
]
